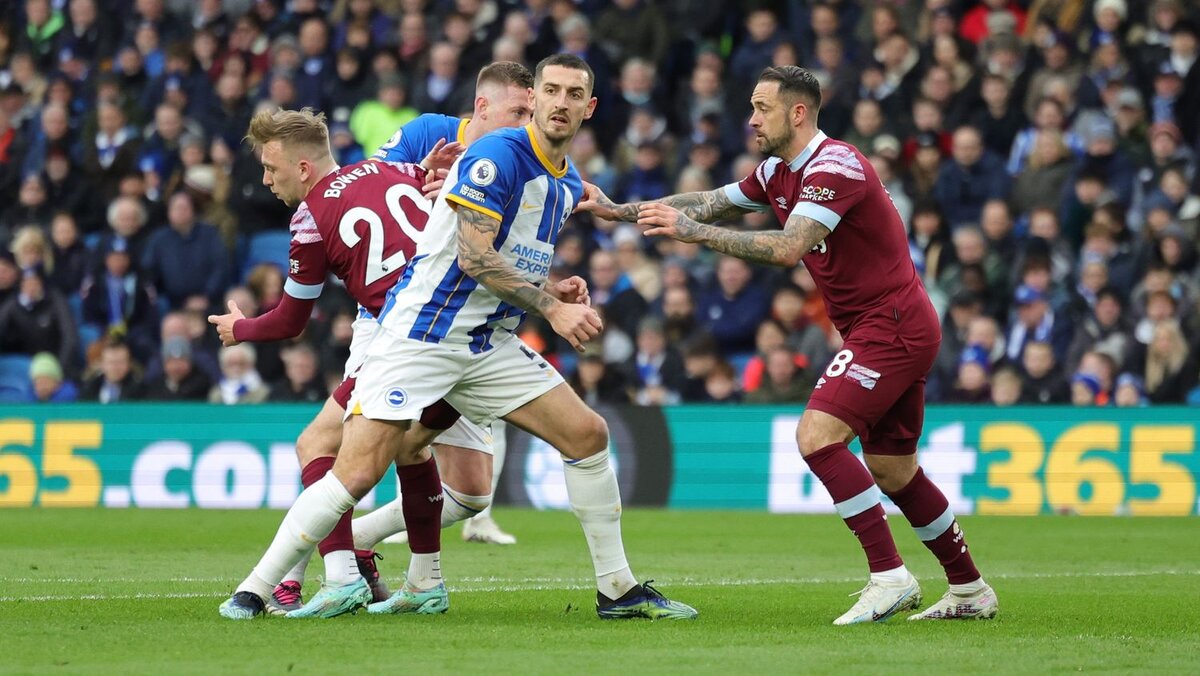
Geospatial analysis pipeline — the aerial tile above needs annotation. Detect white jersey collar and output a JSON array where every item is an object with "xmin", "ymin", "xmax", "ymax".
[{"xmin": 787, "ymin": 130, "xmax": 828, "ymax": 172}]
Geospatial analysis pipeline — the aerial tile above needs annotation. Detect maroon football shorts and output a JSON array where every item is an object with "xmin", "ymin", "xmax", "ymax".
[
  {"xmin": 331, "ymin": 376, "xmax": 461, "ymax": 430},
  {"xmin": 805, "ymin": 333, "xmax": 939, "ymax": 456}
]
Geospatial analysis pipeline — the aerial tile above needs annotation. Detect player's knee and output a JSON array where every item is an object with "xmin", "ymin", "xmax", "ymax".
[
  {"xmin": 295, "ymin": 430, "xmax": 332, "ymax": 466},
  {"xmin": 335, "ymin": 466, "xmax": 384, "ymax": 500},
  {"xmin": 574, "ymin": 413, "xmax": 609, "ymax": 458},
  {"xmin": 796, "ymin": 411, "xmax": 853, "ymax": 457}
]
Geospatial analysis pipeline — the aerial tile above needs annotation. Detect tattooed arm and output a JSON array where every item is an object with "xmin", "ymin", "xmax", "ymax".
[
  {"xmin": 637, "ymin": 203, "xmax": 830, "ymax": 267},
  {"xmin": 456, "ymin": 206, "xmax": 602, "ymax": 350},
  {"xmin": 576, "ymin": 182, "xmax": 751, "ymax": 224}
]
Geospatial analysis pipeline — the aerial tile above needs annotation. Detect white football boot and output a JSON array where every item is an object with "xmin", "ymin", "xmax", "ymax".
[
  {"xmin": 462, "ymin": 514, "xmax": 517, "ymax": 545},
  {"xmin": 908, "ymin": 584, "xmax": 998, "ymax": 620},
  {"xmin": 833, "ymin": 574, "xmax": 922, "ymax": 625}
]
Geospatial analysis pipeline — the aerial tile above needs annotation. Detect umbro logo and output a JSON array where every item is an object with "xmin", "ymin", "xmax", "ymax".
[{"xmin": 775, "ymin": 197, "xmax": 788, "ymax": 209}]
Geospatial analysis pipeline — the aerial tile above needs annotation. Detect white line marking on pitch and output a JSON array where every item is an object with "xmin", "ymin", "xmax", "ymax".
[{"xmin": 0, "ymin": 570, "xmax": 1196, "ymax": 603}]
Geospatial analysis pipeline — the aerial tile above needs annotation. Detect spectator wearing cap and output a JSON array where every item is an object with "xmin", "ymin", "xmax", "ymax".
[
  {"xmin": 1065, "ymin": 111, "xmax": 1137, "ymax": 208},
  {"xmin": 1150, "ymin": 59, "xmax": 1185, "ymax": 126},
  {"xmin": 350, "ymin": 74, "xmax": 419, "ymax": 157},
  {"xmin": 112, "ymin": 46, "xmax": 152, "ymax": 115},
  {"xmin": 905, "ymin": 132, "xmax": 944, "ymax": 203},
  {"xmin": 83, "ymin": 101, "xmax": 142, "ymax": 204},
  {"xmin": 1070, "ymin": 371, "xmax": 1104, "ymax": 406},
  {"xmin": 27, "ymin": 352, "xmax": 77, "ymax": 403},
  {"xmin": 80, "ymin": 338, "xmax": 146, "ymax": 403},
  {"xmin": 205, "ymin": 72, "xmax": 253, "ymax": 150},
  {"xmin": 1018, "ymin": 340, "xmax": 1070, "ymax": 403},
  {"xmin": 947, "ymin": 344, "xmax": 992, "ymax": 403},
  {"xmin": 329, "ymin": 120, "xmax": 364, "ymax": 167},
  {"xmin": 1006, "ymin": 283, "xmax": 1073, "ymax": 364},
  {"xmin": 934, "ymin": 126, "xmax": 1010, "ymax": 230},
  {"xmin": 696, "ymin": 256, "xmax": 771, "ymax": 356},
  {"xmin": 1114, "ymin": 372, "xmax": 1150, "ymax": 407},
  {"xmin": 143, "ymin": 333, "xmax": 212, "ymax": 398},
  {"xmin": 0, "ymin": 265, "xmax": 78, "ymax": 377},
  {"xmin": 1139, "ymin": 318, "xmax": 1196, "ymax": 402},
  {"xmin": 80, "ymin": 234, "xmax": 158, "ymax": 362},
  {"xmin": 141, "ymin": 191, "xmax": 228, "ymax": 311}
]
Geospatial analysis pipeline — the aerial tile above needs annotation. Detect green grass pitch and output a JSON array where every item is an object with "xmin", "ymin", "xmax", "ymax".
[{"xmin": 1, "ymin": 508, "xmax": 1197, "ymax": 674}]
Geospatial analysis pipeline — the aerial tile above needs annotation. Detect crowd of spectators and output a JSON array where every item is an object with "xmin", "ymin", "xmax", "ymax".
[{"xmin": 1, "ymin": 0, "xmax": 1200, "ymax": 408}]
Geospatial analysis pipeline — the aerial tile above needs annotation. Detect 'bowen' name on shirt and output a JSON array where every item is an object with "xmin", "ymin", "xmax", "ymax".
[{"xmin": 323, "ymin": 162, "xmax": 381, "ymax": 199}]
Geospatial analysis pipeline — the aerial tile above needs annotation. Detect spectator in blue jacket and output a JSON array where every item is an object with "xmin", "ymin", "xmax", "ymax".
[
  {"xmin": 696, "ymin": 256, "xmax": 771, "ymax": 355},
  {"xmin": 933, "ymin": 126, "xmax": 1011, "ymax": 229},
  {"xmin": 141, "ymin": 192, "xmax": 228, "ymax": 311},
  {"xmin": 1006, "ymin": 284, "xmax": 1074, "ymax": 365}
]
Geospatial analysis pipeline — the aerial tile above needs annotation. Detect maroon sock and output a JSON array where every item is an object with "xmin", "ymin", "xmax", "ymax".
[
  {"xmin": 396, "ymin": 457, "xmax": 442, "ymax": 554},
  {"xmin": 885, "ymin": 468, "xmax": 981, "ymax": 585},
  {"xmin": 804, "ymin": 443, "xmax": 903, "ymax": 573},
  {"xmin": 301, "ymin": 457, "xmax": 355, "ymax": 557}
]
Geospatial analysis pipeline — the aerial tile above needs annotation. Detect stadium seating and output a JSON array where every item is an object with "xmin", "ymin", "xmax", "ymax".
[
  {"xmin": 0, "ymin": 355, "xmax": 33, "ymax": 402},
  {"xmin": 241, "ymin": 231, "xmax": 292, "ymax": 282}
]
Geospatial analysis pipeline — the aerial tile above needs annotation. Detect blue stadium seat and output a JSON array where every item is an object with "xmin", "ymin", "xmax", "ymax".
[
  {"xmin": 242, "ymin": 231, "xmax": 291, "ymax": 282},
  {"xmin": 0, "ymin": 354, "xmax": 33, "ymax": 402}
]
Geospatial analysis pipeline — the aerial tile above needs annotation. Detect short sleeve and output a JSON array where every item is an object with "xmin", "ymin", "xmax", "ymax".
[
  {"xmin": 722, "ymin": 158, "xmax": 776, "ymax": 212},
  {"xmin": 789, "ymin": 145, "xmax": 867, "ymax": 231},
  {"xmin": 285, "ymin": 202, "xmax": 326, "ymax": 300},
  {"xmin": 372, "ymin": 118, "xmax": 426, "ymax": 163},
  {"xmin": 444, "ymin": 134, "xmax": 517, "ymax": 222}
]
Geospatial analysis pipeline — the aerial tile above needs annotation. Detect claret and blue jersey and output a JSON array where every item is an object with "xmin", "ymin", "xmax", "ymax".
[{"xmin": 379, "ymin": 125, "xmax": 583, "ymax": 352}]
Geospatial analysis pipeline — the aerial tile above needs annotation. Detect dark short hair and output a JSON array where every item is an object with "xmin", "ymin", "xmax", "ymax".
[
  {"xmin": 535, "ymin": 53, "xmax": 595, "ymax": 95},
  {"xmin": 478, "ymin": 61, "xmax": 533, "ymax": 90},
  {"xmin": 758, "ymin": 65, "xmax": 822, "ymax": 114}
]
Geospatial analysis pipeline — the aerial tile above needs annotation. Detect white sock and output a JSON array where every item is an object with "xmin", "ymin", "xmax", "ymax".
[
  {"xmin": 407, "ymin": 552, "xmax": 442, "ymax": 591},
  {"xmin": 949, "ymin": 578, "xmax": 987, "ymax": 595},
  {"xmin": 443, "ymin": 483, "xmax": 489, "ymax": 523},
  {"xmin": 352, "ymin": 498, "xmax": 404, "ymax": 549},
  {"xmin": 475, "ymin": 421, "xmax": 507, "ymax": 519},
  {"xmin": 237, "ymin": 474, "xmax": 357, "ymax": 599},
  {"xmin": 281, "ymin": 549, "xmax": 312, "ymax": 585},
  {"xmin": 562, "ymin": 450, "xmax": 637, "ymax": 599},
  {"xmin": 352, "ymin": 486, "xmax": 490, "ymax": 547},
  {"xmin": 870, "ymin": 565, "xmax": 911, "ymax": 586},
  {"xmin": 323, "ymin": 549, "xmax": 361, "ymax": 586}
]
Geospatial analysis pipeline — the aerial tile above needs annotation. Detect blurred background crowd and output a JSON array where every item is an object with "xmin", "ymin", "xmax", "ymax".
[{"xmin": 1, "ymin": 0, "xmax": 1199, "ymax": 409}]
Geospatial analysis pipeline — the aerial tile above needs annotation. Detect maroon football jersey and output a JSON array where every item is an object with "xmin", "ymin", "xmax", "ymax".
[
  {"xmin": 285, "ymin": 160, "xmax": 431, "ymax": 316},
  {"xmin": 726, "ymin": 132, "xmax": 939, "ymax": 346}
]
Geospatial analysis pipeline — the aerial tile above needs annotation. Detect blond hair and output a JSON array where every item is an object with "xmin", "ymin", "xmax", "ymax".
[
  {"xmin": 1145, "ymin": 319, "xmax": 1188, "ymax": 393},
  {"xmin": 245, "ymin": 107, "xmax": 331, "ymax": 158}
]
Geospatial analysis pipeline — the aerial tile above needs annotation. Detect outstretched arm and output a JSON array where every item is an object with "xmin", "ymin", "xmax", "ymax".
[
  {"xmin": 576, "ymin": 182, "xmax": 751, "ymax": 224},
  {"xmin": 638, "ymin": 203, "xmax": 830, "ymax": 267},
  {"xmin": 456, "ymin": 207, "xmax": 602, "ymax": 350}
]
